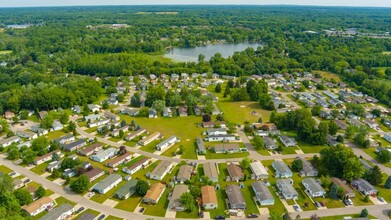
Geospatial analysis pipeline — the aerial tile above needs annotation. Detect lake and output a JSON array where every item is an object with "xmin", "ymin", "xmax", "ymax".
[{"xmin": 164, "ymin": 43, "xmax": 263, "ymax": 62}]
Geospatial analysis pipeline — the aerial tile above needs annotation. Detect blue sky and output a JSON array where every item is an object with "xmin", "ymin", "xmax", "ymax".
[{"xmin": 1, "ymin": 0, "xmax": 390, "ymax": 7}]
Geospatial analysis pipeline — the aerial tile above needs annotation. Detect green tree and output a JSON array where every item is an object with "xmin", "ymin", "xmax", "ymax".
[
  {"xmin": 215, "ymin": 83, "xmax": 222, "ymax": 93},
  {"xmin": 20, "ymin": 110, "xmax": 29, "ymax": 120},
  {"xmin": 6, "ymin": 146, "xmax": 20, "ymax": 160},
  {"xmin": 70, "ymin": 175, "xmax": 89, "ymax": 194},
  {"xmin": 252, "ymin": 135, "xmax": 264, "ymax": 150},
  {"xmin": 151, "ymin": 100, "xmax": 166, "ymax": 116},
  {"xmin": 190, "ymin": 186, "xmax": 201, "ymax": 198},
  {"xmin": 31, "ymin": 136, "xmax": 49, "ymax": 156},
  {"xmin": 179, "ymin": 192, "xmax": 195, "ymax": 211},
  {"xmin": 363, "ymin": 166, "xmax": 383, "ymax": 186},
  {"xmin": 22, "ymin": 149, "xmax": 37, "ymax": 164},
  {"xmin": 240, "ymin": 157, "xmax": 251, "ymax": 169},
  {"xmin": 329, "ymin": 183, "xmax": 338, "ymax": 199},
  {"xmin": 117, "ymin": 94, "xmax": 125, "ymax": 102},
  {"xmin": 311, "ymin": 105, "xmax": 322, "ymax": 116},
  {"xmin": 14, "ymin": 188, "xmax": 33, "ymax": 206},
  {"xmin": 291, "ymin": 159, "xmax": 303, "ymax": 172},
  {"xmin": 377, "ymin": 149, "xmax": 391, "ymax": 163},
  {"xmin": 61, "ymin": 158, "xmax": 81, "ymax": 170},
  {"xmin": 59, "ymin": 111, "xmax": 69, "ymax": 124},
  {"xmin": 385, "ymin": 176, "xmax": 391, "ymax": 189},
  {"xmin": 135, "ymin": 180, "xmax": 150, "ymax": 196},
  {"xmin": 35, "ymin": 186, "xmax": 46, "ymax": 199},
  {"xmin": 360, "ymin": 208, "xmax": 368, "ymax": 217},
  {"xmin": 328, "ymin": 121, "xmax": 339, "ymax": 135}
]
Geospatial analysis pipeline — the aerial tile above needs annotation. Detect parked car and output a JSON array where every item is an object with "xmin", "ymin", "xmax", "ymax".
[
  {"xmin": 98, "ymin": 214, "xmax": 105, "ymax": 220},
  {"xmin": 315, "ymin": 201, "xmax": 321, "ymax": 207},
  {"xmin": 9, "ymin": 172, "xmax": 16, "ymax": 177},
  {"xmin": 139, "ymin": 207, "xmax": 145, "ymax": 213},
  {"xmin": 293, "ymin": 204, "xmax": 300, "ymax": 211},
  {"xmin": 320, "ymin": 201, "xmax": 325, "ymax": 207},
  {"xmin": 378, "ymin": 196, "xmax": 385, "ymax": 202},
  {"xmin": 247, "ymin": 213, "xmax": 258, "ymax": 218},
  {"xmin": 76, "ymin": 207, "xmax": 84, "ymax": 213},
  {"xmin": 199, "ymin": 211, "xmax": 204, "ymax": 218},
  {"xmin": 347, "ymin": 198, "xmax": 353, "ymax": 205},
  {"xmin": 343, "ymin": 200, "xmax": 349, "ymax": 206},
  {"xmin": 215, "ymin": 215, "xmax": 226, "ymax": 220},
  {"xmin": 23, "ymin": 179, "xmax": 31, "ymax": 184}
]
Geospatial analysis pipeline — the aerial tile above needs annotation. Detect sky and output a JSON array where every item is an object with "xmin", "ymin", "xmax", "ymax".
[{"xmin": 1, "ymin": 0, "xmax": 390, "ymax": 8}]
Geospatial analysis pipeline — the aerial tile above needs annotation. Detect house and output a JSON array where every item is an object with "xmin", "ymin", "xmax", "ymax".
[
  {"xmin": 90, "ymin": 148, "xmax": 118, "ymax": 163},
  {"xmin": 85, "ymin": 168, "xmax": 105, "ymax": 182},
  {"xmin": 331, "ymin": 177, "xmax": 355, "ymax": 198},
  {"xmin": 384, "ymin": 134, "xmax": 391, "ymax": 143},
  {"xmin": 110, "ymin": 125, "xmax": 129, "ymax": 137},
  {"xmin": 52, "ymin": 135, "xmax": 75, "ymax": 145},
  {"xmin": 120, "ymin": 108, "xmax": 139, "ymax": 116},
  {"xmin": 34, "ymin": 150, "xmax": 61, "ymax": 165},
  {"xmin": 0, "ymin": 136, "xmax": 21, "ymax": 147},
  {"xmin": 148, "ymin": 108, "xmax": 157, "ymax": 118},
  {"xmin": 327, "ymin": 135, "xmax": 338, "ymax": 146},
  {"xmin": 13, "ymin": 179, "xmax": 25, "ymax": 190},
  {"xmin": 334, "ymin": 120, "xmax": 347, "ymax": 130},
  {"xmin": 156, "ymin": 136, "xmax": 180, "ymax": 151},
  {"xmin": 125, "ymin": 128, "xmax": 146, "ymax": 141},
  {"xmin": 316, "ymin": 99, "xmax": 329, "ymax": 108},
  {"xmin": 226, "ymin": 184, "xmax": 246, "ymax": 210},
  {"xmin": 162, "ymin": 107, "xmax": 172, "ymax": 117},
  {"xmin": 16, "ymin": 131, "xmax": 38, "ymax": 140},
  {"xmin": 298, "ymin": 158, "xmax": 318, "ymax": 177},
  {"xmin": 46, "ymin": 161, "xmax": 61, "ymax": 172},
  {"xmin": 351, "ymin": 178, "xmax": 378, "ymax": 196},
  {"xmin": 30, "ymin": 126, "xmax": 49, "ymax": 136},
  {"xmin": 205, "ymin": 134, "xmax": 236, "ymax": 142},
  {"xmin": 88, "ymin": 118, "xmax": 110, "ymax": 128},
  {"xmin": 22, "ymin": 197, "xmax": 55, "ymax": 216},
  {"xmin": 26, "ymin": 185, "xmax": 37, "ymax": 198},
  {"xmin": 78, "ymin": 143, "xmax": 103, "ymax": 156},
  {"xmin": 214, "ymin": 144, "xmax": 240, "ymax": 154},
  {"xmin": 201, "ymin": 186, "xmax": 218, "ymax": 210},
  {"xmin": 272, "ymin": 160, "xmax": 293, "ymax": 178},
  {"xmin": 106, "ymin": 152, "xmax": 132, "ymax": 168},
  {"xmin": 62, "ymin": 139, "xmax": 86, "ymax": 152},
  {"xmin": 4, "ymin": 111, "xmax": 15, "ymax": 119},
  {"xmin": 252, "ymin": 181, "xmax": 274, "ymax": 206},
  {"xmin": 39, "ymin": 203, "xmax": 74, "ymax": 220},
  {"xmin": 114, "ymin": 179, "xmax": 138, "ymax": 200},
  {"xmin": 178, "ymin": 106, "xmax": 188, "ymax": 117},
  {"xmin": 93, "ymin": 174, "xmax": 122, "ymax": 194},
  {"xmin": 72, "ymin": 105, "xmax": 81, "ymax": 114},
  {"xmin": 363, "ymin": 119, "xmax": 379, "ymax": 129},
  {"xmin": 38, "ymin": 111, "xmax": 48, "ymax": 120},
  {"xmin": 104, "ymin": 111, "xmax": 120, "ymax": 121},
  {"xmin": 205, "ymin": 128, "xmax": 227, "ymax": 136},
  {"xmin": 123, "ymin": 156, "xmax": 150, "ymax": 174},
  {"xmin": 77, "ymin": 212, "xmax": 97, "ymax": 220},
  {"xmin": 147, "ymin": 160, "xmax": 172, "ymax": 180},
  {"xmin": 227, "ymin": 163, "xmax": 244, "ymax": 182},
  {"xmin": 250, "ymin": 161, "xmax": 269, "ymax": 180},
  {"xmin": 88, "ymin": 104, "xmax": 100, "ymax": 112},
  {"xmin": 302, "ymin": 178, "xmax": 326, "ymax": 197},
  {"xmin": 143, "ymin": 182, "xmax": 166, "ymax": 204},
  {"xmin": 63, "ymin": 169, "xmax": 76, "ymax": 178},
  {"xmin": 263, "ymin": 137, "xmax": 277, "ymax": 150},
  {"xmin": 202, "ymin": 121, "xmax": 215, "ymax": 128},
  {"xmin": 85, "ymin": 114, "xmax": 100, "ymax": 122},
  {"xmin": 320, "ymin": 110, "xmax": 332, "ymax": 119},
  {"xmin": 176, "ymin": 165, "xmax": 193, "ymax": 183},
  {"xmin": 168, "ymin": 185, "xmax": 189, "ymax": 211},
  {"xmin": 196, "ymin": 138, "xmax": 206, "ymax": 155},
  {"xmin": 276, "ymin": 178, "xmax": 298, "ymax": 200},
  {"xmin": 138, "ymin": 132, "xmax": 160, "ymax": 146},
  {"xmin": 347, "ymin": 118, "xmax": 363, "ymax": 127},
  {"xmin": 211, "ymin": 104, "xmax": 221, "ymax": 115},
  {"xmin": 279, "ymin": 136, "xmax": 297, "ymax": 147},
  {"xmin": 203, "ymin": 162, "xmax": 219, "ymax": 183},
  {"xmin": 51, "ymin": 120, "xmax": 63, "ymax": 131}
]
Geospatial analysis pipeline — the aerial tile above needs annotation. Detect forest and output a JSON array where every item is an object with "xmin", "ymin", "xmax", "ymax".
[{"xmin": 0, "ymin": 5, "xmax": 391, "ymax": 114}]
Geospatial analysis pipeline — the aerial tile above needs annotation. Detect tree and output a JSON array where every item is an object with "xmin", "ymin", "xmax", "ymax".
[
  {"xmin": 371, "ymin": 109, "xmax": 381, "ymax": 117},
  {"xmin": 135, "ymin": 180, "xmax": 150, "ymax": 196},
  {"xmin": 70, "ymin": 175, "xmax": 89, "ymax": 194},
  {"xmin": 363, "ymin": 166, "xmax": 383, "ymax": 186},
  {"xmin": 20, "ymin": 110, "xmax": 29, "ymax": 120},
  {"xmin": 35, "ymin": 186, "xmax": 46, "ymax": 199},
  {"xmin": 291, "ymin": 159, "xmax": 303, "ymax": 172},
  {"xmin": 59, "ymin": 111, "xmax": 69, "ymax": 124},
  {"xmin": 252, "ymin": 135, "xmax": 264, "ymax": 150},
  {"xmin": 31, "ymin": 136, "xmax": 49, "ymax": 156},
  {"xmin": 283, "ymin": 213, "xmax": 292, "ymax": 220},
  {"xmin": 119, "ymin": 146, "xmax": 127, "ymax": 155},
  {"xmin": 363, "ymin": 195, "xmax": 369, "ymax": 202},
  {"xmin": 102, "ymin": 102, "xmax": 109, "ymax": 109},
  {"xmin": 377, "ymin": 149, "xmax": 391, "ymax": 163},
  {"xmin": 61, "ymin": 158, "xmax": 81, "ymax": 170},
  {"xmin": 6, "ymin": 145, "xmax": 20, "ymax": 160},
  {"xmin": 215, "ymin": 83, "xmax": 222, "ymax": 93},
  {"xmin": 117, "ymin": 94, "xmax": 125, "ymax": 102},
  {"xmin": 336, "ymin": 135, "xmax": 344, "ymax": 143},
  {"xmin": 202, "ymin": 114, "xmax": 211, "ymax": 122},
  {"xmin": 151, "ymin": 100, "xmax": 165, "ymax": 116},
  {"xmin": 311, "ymin": 105, "xmax": 322, "ymax": 116},
  {"xmin": 14, "ymin": 188, "xmax": 33, "ymax": 206},
  {"xmin": 216, "ymin": 114, "xmax": 225, "ymax": 122},
  {"xmin": 328, "ymin": 121, "xmax": 339, "ymax": 135},
  {"xmin": 190, "ymin": 186, "xmax": 201, "ymax": 198},
  {"xmin": 22, "ymin": 149, "xmax": 37, "ymax": 164},
  {"xmin": 240, "ymin": 157, "xmax": 251, "ymax": 169},
  {"xmin": 120, "ymin": 119, "xmax": 127, "ymax": 127},
  {"xmin": 179, "ymin": 192, "xmax": 195, "ymax": 211},
  {"xmin": 360, "ymin": 208, "xmax": 368, "ymax": 217},
  {"xmin": 385, "ymin": 176, "xmax": 391, "ymax": 189},
  {"xmin": 329, "ymin": 183, "xmax": 339, "ymax": 199}
]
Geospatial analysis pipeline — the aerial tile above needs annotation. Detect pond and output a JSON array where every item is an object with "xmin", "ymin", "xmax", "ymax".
[{"xmin": 164, "ymin": 43, "xmax": 263, "ymax": 62}]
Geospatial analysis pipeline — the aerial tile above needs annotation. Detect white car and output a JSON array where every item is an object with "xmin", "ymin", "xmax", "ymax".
[{"xmin": 347, "ymin": 198, "xmax": 353, "ymax": 205}]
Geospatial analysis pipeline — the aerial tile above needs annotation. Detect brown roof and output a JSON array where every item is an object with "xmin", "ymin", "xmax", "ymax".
[
  {"xmin": 127, "ymin": 157, "xmax": 149, "ymax": 171},
  {"xmin": 26, "ymin": 185, "xmax": 37, "ymax": 194},
  {"xmin": 106, "ymin": 152, "xmax": 132, "ymax": 167},
  {"xmin": 85, "ymin": 168, "xmax": 104, "ymax": 180},
  {"xmin": 331, "ymin": 177, "xmax": 354, "ymax": 195},
  {"xmin": 22, "ymin": 197, "xmax": 53, "ymax": 214},
  {"xmin": 227, "ymin": 163, "xmax": 244, "ymax": 178},
  {"xmin": 35, "ymin": 150, "xmax": 60, "ymax": 162},
  {"xmin": 201, "ymin": 186, "xmax": 217, "ymax": 205},
  {"xmin": 80, "ymin": 143, "xmax": 102, "ymax": 154},
  {"xmin": 260, "ymin": 123, "xmax": 277, "ymax": 131},
  {"xmin": 144, "ymin": 183, "xmax": 166, "ymax": 201}
]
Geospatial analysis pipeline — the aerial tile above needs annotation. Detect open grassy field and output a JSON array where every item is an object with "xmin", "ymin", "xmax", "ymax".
[
  {"xmin": 121, "ymin": 115, "xmax": 203, "ymax": 159},
  {"xmin": 315, "ymin": 70, "xmax": 342, "ymax": 83},
  {"xmin": 217, "ymin": 100, "xmax": 272, "ymax": 124}
]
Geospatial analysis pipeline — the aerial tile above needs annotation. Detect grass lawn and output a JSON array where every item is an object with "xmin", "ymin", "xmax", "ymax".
[
  {"xmin": 161, "ymin": 144, "xmax": 180, "ymax": 157},
  {"xmin": 176, "ymin": 208, "xmax": 199, "ymax": 218},
  {"xmin": 131, "ymin": 160, "xmax": 160, "ymax": 182},
  {"xmin": 114, "ymin": 194, "xmax": 142, "ymax": 212},
  {"xmin": 85, "ymin": 127, "xmax": 98, "ymax": 133},
  {"xmin": 139, "ymin": 139, "xmax": 160, "ymax": 153},
  {"xmin": 105, "ymin": 216, "xmax": 123, "ymax": 220},
  {"xmin": 216, "ymin": 100, "xmax": 271, "ymax": 124},
  {"xmin": 375, "ymin": 173, "xmax": 391, "ymax": 203},
  {"xmin": 44, "ymin": 130, "xmax": 67, "ymax": 141},
  {"xmin": 351, "ymin": 194, "xmax": 373, "ymax": 206},
  {"xmin": 90, "ymin": 180, "xmax": 128, "ymax": 204},
  {"xmin": 205, "ymin": 150, "xmax": 249, "ymax": 159},
  {"xmin": 0, "ymin": 50, "xmax": 12, "ymax": 55},
  {"xmin": 121, "ymin": 115, "xmax": 202, "ymax": 160},
  {"xmin": 75, "ymin": 209, "xmax": 100, "ymax": 219},
  {"xmin": 0, "ymin": 165, "xmax": 12, "ymax": 174},
  {"xmin": 314, "ymin": 214, "xmax": 376, "ymax": 220},
  {"xmin": 314, "ymin": 70, "xmax": 342, "ymax": 83},
  {"xmin": 208, "ymin": 189, "xmax": 229, "ymax": 218},
  {"xmin": 55, "ymin": 197, "xmax": 76, "ymax": 206},
  {"xmin": 28, "ymin": 115, "xmax": 40, "ymax": 122},
  {"xmin": 109, "ymin": 136, "xmax": 123, "ymax": 142},
  {"xmin": 30, "ymin": 162, "xmax": 50, "ymax": 175},
  {"xmin": 140, "ymin": 188, "xmax": 170, "ymax": 217}
]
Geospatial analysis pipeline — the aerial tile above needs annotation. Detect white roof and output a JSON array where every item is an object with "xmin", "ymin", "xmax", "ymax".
[{"xmin": 250, "ymin": 161, "xmax": 268, "ymax": 176}]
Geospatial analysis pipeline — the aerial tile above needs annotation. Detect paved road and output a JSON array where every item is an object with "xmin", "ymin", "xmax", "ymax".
[{"xmin": 345, "ymin": 140, "xmax": 391, "ymax": 175}]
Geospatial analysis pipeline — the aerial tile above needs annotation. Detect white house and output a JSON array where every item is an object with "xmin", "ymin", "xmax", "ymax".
[
  {"xmin": 302, "ymin": 178, "xmax": 326, "ymax": 198},
  {"xmin": 93, "ymin": 174, "xmax": 123, "ymax": 194},
  {"xmin": 90, "ymin": 148, "xmax": 118, "ymax": 162},
  {"xmin": 384, "ymin": 134, "xmax": 391, "ymax": 143},
  {"xmin": 122, "ymin": 158, "xmax": 150, "ymax": 175},
  {"xmin": 156, "ymin": 136, "xmax": 179, "ymax": 151}
]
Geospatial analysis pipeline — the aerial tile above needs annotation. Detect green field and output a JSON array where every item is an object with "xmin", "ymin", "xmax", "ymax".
[
  {"xmin": 114, "ymin": 194, "xmax": 142, "ymax": 212},
  {"xmin": 0, "ymin": 50, "xmax": 12, "ymax": 55},
  {"xmin": 75, "ymin": 209, "xmax": 100, "ymax": 219},
  {"xmin": 0, "ymin": 165, "xmax": 12, "ymax": 174}
]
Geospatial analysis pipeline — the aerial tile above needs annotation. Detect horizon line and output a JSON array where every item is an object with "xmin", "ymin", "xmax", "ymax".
[{"xmin": 0, "ymin": 4, "xmax": 390, "ymax": 9}]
